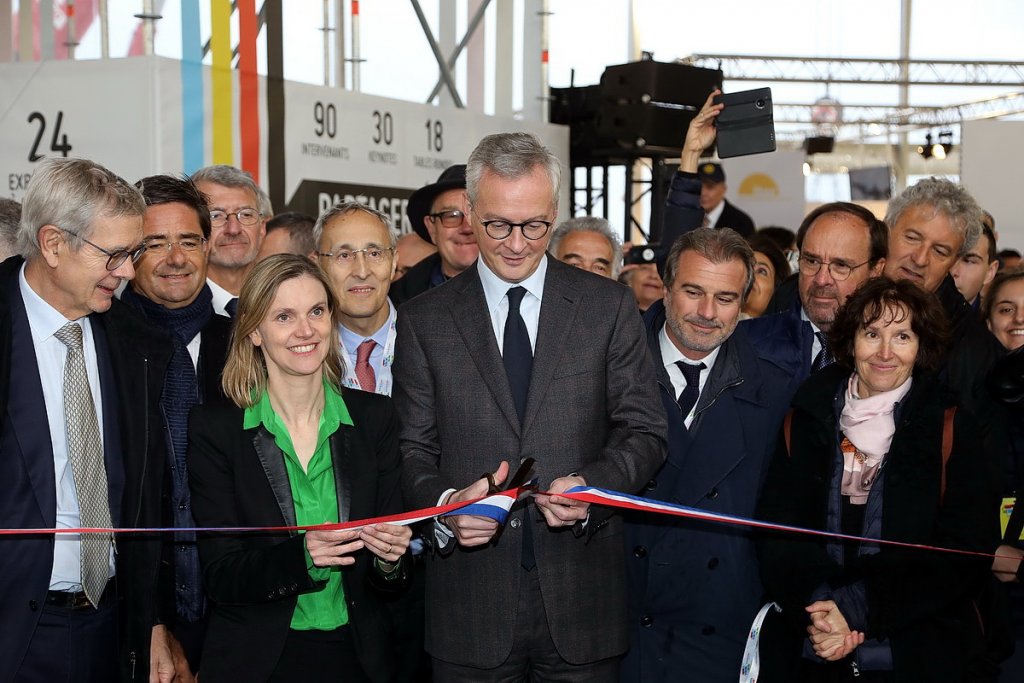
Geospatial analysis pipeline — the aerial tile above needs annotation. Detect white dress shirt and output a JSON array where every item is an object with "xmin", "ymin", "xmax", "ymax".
[
  {"xmin": 659, "ymin": 324, "xmax": 721, "ymax": 429},
  {"xmin": 800, "ymin": 307, "xmax": 824, "ymax": 364},
  {"xmin": 207, "ymin": 277, "xmax": 235, "ymax": 317},
  {"xmin": 705, "ymin": 199, "xmax": 726, "ymax": 227},
  {"xmin": 20, "ymin": 265, "xmax": 115, "ymax": 591}
]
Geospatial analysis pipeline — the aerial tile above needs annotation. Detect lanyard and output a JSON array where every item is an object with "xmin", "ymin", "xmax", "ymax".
[{"xmin": 338, "ymin": 301, "xmax": 397, "ymax": 396}]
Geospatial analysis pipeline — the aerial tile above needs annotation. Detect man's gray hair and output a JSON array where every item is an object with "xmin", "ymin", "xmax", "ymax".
[
  {"xmin": 884, "ymin": 177, "xmax": 983, "ymax": 257},
  {"xmin": 548, "ymin": 216, "xmax": 623, "ymax": 277},
  {"xmin": 192, "ymin": 164, "xmax": 274, "ymax": 217},
  {"xmin": 663, "ymin": 227, "xmax": 756, "ymax": 301},
  {"xmin": 0, "ymin": 198, "xmax": 21, "ymax": 261},
  {"xmin": 466, "ymin": 132, "xmax": 561, "ymax": 208},
  {"xmin": 18, "ymin": 157, "xmax": 145, "ymax": 258},
  {"xmin": 313, "ymin": 201, "xmax": 396, "ymax": 250}
]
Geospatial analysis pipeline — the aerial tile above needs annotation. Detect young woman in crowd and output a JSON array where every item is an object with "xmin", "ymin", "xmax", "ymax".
[{"xmin": 188, "ymin": 254, "xmax": 410, "ymax": 682}]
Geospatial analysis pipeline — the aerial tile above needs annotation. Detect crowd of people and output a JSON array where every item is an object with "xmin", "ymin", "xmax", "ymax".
[{"xmin": 0, "ymin": 104, "xmax": 1022, "ymax": 683}]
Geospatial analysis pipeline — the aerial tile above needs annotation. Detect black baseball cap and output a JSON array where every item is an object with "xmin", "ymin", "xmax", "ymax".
[
  {"xmin": 698, "ymin": 162, "xmax": 726, "ymax": 184},
  {"xmin": 406, "ymin": 165, "xmax": 467, "ymax": 244}
]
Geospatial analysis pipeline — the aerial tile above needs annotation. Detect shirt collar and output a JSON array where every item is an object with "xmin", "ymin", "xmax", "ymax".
[
  {"xmin": 706, "ymin": 198, "xmax": 726, "ymax": 226},
  {"xmin": 339, "ymin": 298, "xmax": 395, "ymax": 350},
  {"xmin": 243, "ymin": 377, "xmax": 354, "ymax": 432},
  {"xmin": 799, "ymin": 306, "xmax": 823, "ymax": 335},
  {"xmin": 658, "ymin": 323, "xmax": 722, "ymax": 372},
  {"xmin": 477, "ymin": 252, "xmax": 548, "ymax": 313},
  {"xmin": 19, "ymin": 262, "xmax": 87, "ymax": 344}
]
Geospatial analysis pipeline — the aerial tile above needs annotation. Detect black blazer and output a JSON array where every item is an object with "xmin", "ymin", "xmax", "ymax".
[
  {"xmin": 0, "ymin": 256, "xmax": 171, "ymax": 682},
  {"xmin": 714, "ymin": 199, "xmax": 756, "ymax": 237},
  {"xmin": 187, "ymin": 388, "xmax": 404, "ymax": 683}
]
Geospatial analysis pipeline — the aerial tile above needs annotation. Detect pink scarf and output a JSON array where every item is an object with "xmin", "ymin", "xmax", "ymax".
[{"xmin": 838, "ymin": 374, "xmax": 913, "ymax": 504}]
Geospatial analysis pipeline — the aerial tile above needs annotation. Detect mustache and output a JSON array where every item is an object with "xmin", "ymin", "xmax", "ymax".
[
  {"xmin": 807, "ymin": 284, "xmax": 839, "ymax": 299},
  {"xmin": 683, "ymin": 314, "xmax": 723, "ymax": 329},
  {"xmin": 216, "ymin": 235, "xmax": 249, "ymax": 246}
]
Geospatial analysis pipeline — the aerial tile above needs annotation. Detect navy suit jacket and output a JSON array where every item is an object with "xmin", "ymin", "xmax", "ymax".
[
  {"xmin": 0, "ymin": 256, "xmax": 171, "ymax": 682},
  {"xmin": 740, "ymin": 297, "xmax": 816, "ymax": 386},
  {"xmin": 623, "ymin": 300, "xmax": 795, "ymax": 683}
]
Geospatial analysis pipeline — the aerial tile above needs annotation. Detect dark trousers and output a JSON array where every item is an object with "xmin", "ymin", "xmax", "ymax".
[
  {"xmin": 15, "ymin": 598, "xmax": 118, "ymax": 683},
  {"xmin": 432, "ymin": 567, "xmax": 620, "ymax": 683},
  {"xmin": 268, "ymin": 626, "xmax": 370, "ymax": 682}
]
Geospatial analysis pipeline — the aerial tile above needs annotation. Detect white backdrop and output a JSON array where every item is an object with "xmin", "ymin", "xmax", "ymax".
[
  {"xmin": 721, "ymin": 150, "xmax": 806, "ymax": 232},
  {"xmin": 961, "ymin": 120, "xmax": 1024, "ymax": 252}
]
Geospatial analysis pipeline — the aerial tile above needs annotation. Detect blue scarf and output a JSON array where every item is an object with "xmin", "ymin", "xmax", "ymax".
[{"xmin": 121, "ymin": 285, "xmax": 212, "ymax": 622}]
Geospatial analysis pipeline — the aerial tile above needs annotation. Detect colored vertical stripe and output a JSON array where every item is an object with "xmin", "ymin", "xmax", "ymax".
[
  {"xmin": 237, "ymin": 0, "xmax": 259, "ymax": 183},
  {"xmin": 265, "ymin": 0, "xmax": 286, "ymax": 211},
  {"xmin": 210, "ymin": 0, "xmax": 233, "ymax": 165},
  {"xmin": 39, "ymin": 0, "xmax": 53, "ymax": 59},
  {"xmin": 180, "ymin": 0, "xmax": 204, "ymax": 173},
  {"xmin": 18, "ymin": 0, "xmax": 32, "ymax": 61}
]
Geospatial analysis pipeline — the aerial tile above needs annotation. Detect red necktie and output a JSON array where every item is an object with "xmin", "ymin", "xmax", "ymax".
[{"xmin": 355, "ymin": 340, "xmax": 377, "ymax": 391}]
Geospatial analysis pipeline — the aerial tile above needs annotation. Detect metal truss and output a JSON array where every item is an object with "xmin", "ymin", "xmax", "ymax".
[{"xmin": 681, "ymin": 54, "xmax": 1024, "ymax": 87}]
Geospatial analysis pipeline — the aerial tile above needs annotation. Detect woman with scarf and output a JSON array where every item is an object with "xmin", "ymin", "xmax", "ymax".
[
  {"xmin": 757, "ymin": 277, "xmax": 996, "ymax": 682},
  {"xmin": 187, "ymin": 254, "xmax": 411, "ymax": 682}
]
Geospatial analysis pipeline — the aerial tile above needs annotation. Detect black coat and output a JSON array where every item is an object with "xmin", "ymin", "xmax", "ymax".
[
  {"xmin": 390, "ymin": 252, "xmax": 441, "ymax": 306},
  {"xmin": 0, "ymin": 256, "xmax": 172, "ymax": 682},
  {"xmin": 187, "ymin": 389, "xmax": 406, "ymax": 682},
  {"xmin": 757, "ymin": 365, "xmax": 997, "ymax": 682}
]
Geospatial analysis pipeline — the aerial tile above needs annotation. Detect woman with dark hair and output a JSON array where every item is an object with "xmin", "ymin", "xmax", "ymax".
[
  {"xmin": 188, "ymin": 254, "xmax": 410, "ymax": 682},
  {"xmin": 757, "ymin": 277, "xmax": 995, "ymax": 682},
  {"xmin": 984, "ymin": 267, "xmax": 1024, "ymax": 352},
  {"xmin": 743, "ymin": 233, "xmax": 791, "ymax": 319}
]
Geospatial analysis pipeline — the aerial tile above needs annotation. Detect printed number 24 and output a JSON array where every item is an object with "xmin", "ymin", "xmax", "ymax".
[{"xmin": 28, "ymin": 111, "xmax": 73, "ymax": 162}]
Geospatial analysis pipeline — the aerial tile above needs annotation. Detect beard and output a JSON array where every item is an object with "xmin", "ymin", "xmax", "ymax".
[{"xmin": 667, "ymin": 312, "xmax": 732, "ymax": 354}]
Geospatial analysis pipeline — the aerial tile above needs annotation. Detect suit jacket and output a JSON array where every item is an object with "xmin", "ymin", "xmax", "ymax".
[
  {"xmin": 187, "ymin": 389, "xmax": 405, "ymax": 683},
  {"xmin": 0, "ymin": 256, "xmax": 171, "ymax": 682},
  {"xmin": 757, "ymin": 366, "xmax": 995, "ymax": 681},
  {"xmin": 394, "ymin": 256, "xmax": 667, "ymax": 668},
  {"xmin": 715, "ymin": 198, "xmax": 756, "ymax": 236},
  {"xmin": 622, "ymin": 301, "xmax": 795, "ymax": 683},
  {"xmin": 390, "ymin": 252, "xmax": 442, "ymax": 306},
  {"xmin": 740, "ymin": 297, "xmax": 816, "ymax": 386}
]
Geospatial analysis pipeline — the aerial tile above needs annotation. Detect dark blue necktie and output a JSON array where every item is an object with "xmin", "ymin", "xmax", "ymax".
[
  {"xmin": 503, "ymin": 286, "xmax": 535, "ymax": 569},
  {"xmin": 225, "ymin": 297, "xmax": 239, "ymax": 318},
  {"xmin": 675, "ymin": 361, "xmax": 705, "ymax": 422},
  {"xmin": 503, "ymin": 287, "xmax": 533, "ymax": 424},
  {"xmin": 812, "ymin": 331, "xmax": 834, "ymax": 372}
]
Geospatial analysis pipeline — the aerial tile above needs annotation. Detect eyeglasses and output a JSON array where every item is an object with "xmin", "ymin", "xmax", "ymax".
[
  {"xmin": 798, "ymin": 254, "xmax": 870, "ymax": 281},
  {"xmin": 59, "ymin": 227, "xmax": 146, "ymax": 271},
  {"xmin": 478, "ymin": 218, "xmax": 553, "ymax": 241},
  {"xmin": 427, "ymin": 210, "xmax": 467, "ymax": 228},
  {"xmin": 209, "ymin": 208, "xmax": 262, "ymax": 227},
  {"xmin": 142, "ymin": 237, "xmax": 208, "ymax": 255},
  {"xmin": 317, "ymin": 246, "xmax": 394, "ymax": 266}
]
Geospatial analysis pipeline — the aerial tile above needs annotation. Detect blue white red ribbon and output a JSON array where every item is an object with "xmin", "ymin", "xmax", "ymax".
[{"xmin": 0, "ymin": 483, "xmax": 1013, "ymax": 563}]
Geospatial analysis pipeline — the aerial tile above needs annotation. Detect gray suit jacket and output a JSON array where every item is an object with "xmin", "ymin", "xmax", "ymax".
[{"xmin": 394, "ymin": 255, "xmax": 667, "ymax": 668}]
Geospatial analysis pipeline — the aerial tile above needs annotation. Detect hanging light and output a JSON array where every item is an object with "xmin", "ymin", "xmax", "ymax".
[{"xmin": 917, "ymin": 133, "xmax": 934, "ymax": 159}]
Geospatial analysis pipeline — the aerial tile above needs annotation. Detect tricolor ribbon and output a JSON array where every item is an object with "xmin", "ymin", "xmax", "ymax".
[{"xmin": 0, "ymin": 484, "xmax": 1014, "ymax": 563}]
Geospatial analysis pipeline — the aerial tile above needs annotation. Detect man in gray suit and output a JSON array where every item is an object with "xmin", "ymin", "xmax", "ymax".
[{"xmin": 394, "ymin": 132, "xmax": 667, "ymax": 682}]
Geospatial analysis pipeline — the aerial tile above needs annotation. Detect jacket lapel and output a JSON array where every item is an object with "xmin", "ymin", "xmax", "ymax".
[
  {"xmin": 6, "ymin": 283, "xmax": 56, "ymax": 525},
  {"xmin": 449, "ymin": 267, "xmax": 522, "ymax": 433},
  {"xmin": 252, "ymin": 428, "xmax": 297, "ymax": 530},
  {"xmin": 330, "ymin": 428, "xmax": 352, "ymax": 524},
  {"xmin": 523, "ymin": 263, "xmax": 580, "ymax": 433}
]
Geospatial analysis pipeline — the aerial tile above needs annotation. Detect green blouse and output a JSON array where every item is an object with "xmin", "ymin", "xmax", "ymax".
[{"xmin": 243, "ymin": 380, "xmax": 354, "ymax": 631}]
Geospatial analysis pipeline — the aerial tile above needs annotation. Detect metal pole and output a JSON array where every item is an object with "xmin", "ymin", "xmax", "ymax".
[
  {"xmin": 895, "ymin": 0, "xmax": 912, "ymax": 192},
  {"xmin": 335, "ymin": 0, "xmax": 346, "ymax": 89},
  {"xmin": 351, "ymin": 0, "xmax": 361, "ymax": 91},
  {"xmin": 322, "ymin": 0, "xmax": 330, "ymax": 86},
  {"xmin": 539, "ymin": 0, "xmax": 549, "ymax": 122},
  {"xmin": 100, "ymin": 0, "xmax": 109, "ymax": 58},
  {"xmin": 409, "ymin": 0, "xmax": 463, "ymax": 107},
  {"xmin": 66, "ymin": 0, "xmax": 78, "ymax": 59},
  {"xmin": 426, "ymin": 0, "xmax": 491, "ymax": 103}
]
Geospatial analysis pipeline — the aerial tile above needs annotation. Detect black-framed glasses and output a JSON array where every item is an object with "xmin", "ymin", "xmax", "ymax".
[
  {"xmin": 317, "ymin": 246, "xmax": 394, "ymax": 266},
  {"xmin": 427, "ymin": 210, "xmax": 466, "ymax": 228},
  {"xmin": 59, "ymin": 227, "xmax": 146, "ymax": 271},
  {"xmin": 478, "ymin": 218, "xmax": 553, "ymax": 241},
  {"xmin": 209, "ymin": 208, "xmax": 262, "ymax": 227},
  {"xmin": 142, "ymin": 237, "xmax": 209, "ymax": 255},
  {"xmin": 798, "ymin": 254, "xmax": 870, "ymax": 281}
]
